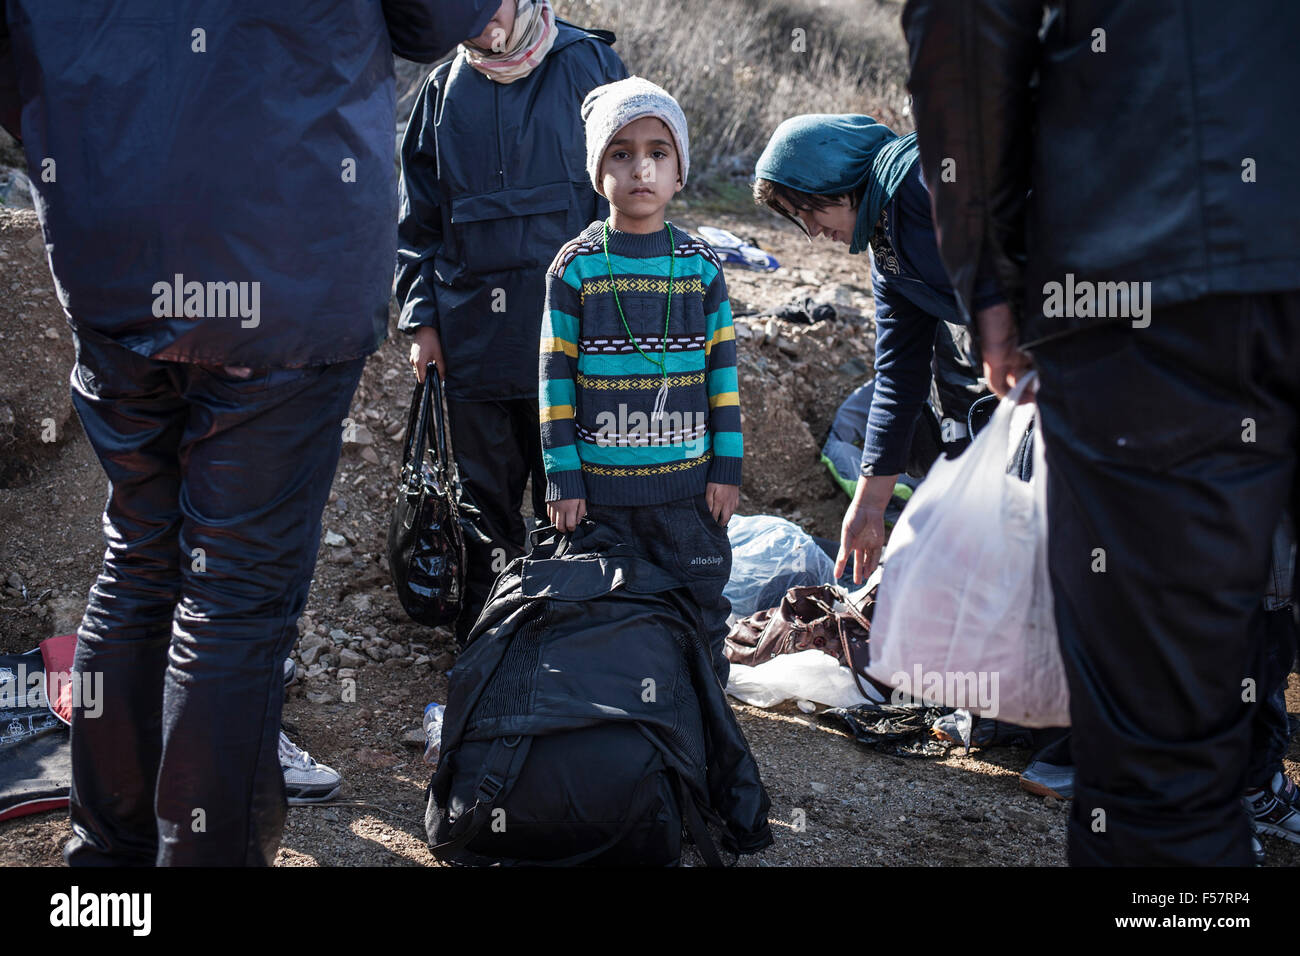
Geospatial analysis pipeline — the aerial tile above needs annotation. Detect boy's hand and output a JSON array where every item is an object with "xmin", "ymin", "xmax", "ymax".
[
  {"xmin": 409, "ymin": 326, "xmax": 446, "ymax": 383},
  {"xmin": 706, "ymin": 482, "xmax": 739, "ymax": 527},
  {"xmin": 547, "ymin": 498, "xmax": 587, "ymax": 533}
]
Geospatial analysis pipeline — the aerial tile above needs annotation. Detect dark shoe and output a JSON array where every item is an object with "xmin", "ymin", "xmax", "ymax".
[{"xmin": 1244, "ymin": 771, "xmax": 1300, "ymax": 844}]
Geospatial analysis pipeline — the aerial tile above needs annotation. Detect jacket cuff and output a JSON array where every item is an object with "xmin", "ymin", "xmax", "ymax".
[
  {"xmin": 397, "ymin": 302, "xmax": 440, "ymax": 336},
  {"xmin": 707, "ymin": 456, "xmax": 742, "ymax": 487},
  {"xmin": 545, "ymin": 470, "xmax": 587, "ymax": 503}
]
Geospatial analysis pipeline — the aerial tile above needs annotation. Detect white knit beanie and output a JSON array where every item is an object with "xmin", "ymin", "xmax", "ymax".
[{"xmin": 581, "ymin": 77, "xmax": 690, "ymax": 197}]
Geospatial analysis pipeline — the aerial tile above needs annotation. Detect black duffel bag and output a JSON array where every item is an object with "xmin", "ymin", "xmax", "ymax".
[
  {"xmin": 387, "ymin": 362, "xmax": 465, "ymax": 627},
  {"xmin": 426, "ymin": 522, "xmax": 773, "ymax": 866}
]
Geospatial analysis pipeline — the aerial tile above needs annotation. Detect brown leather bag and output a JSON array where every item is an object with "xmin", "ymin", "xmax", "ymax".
[{"xmin": 725, "ymin": 585, "xmax": 879, "ymax": 697}]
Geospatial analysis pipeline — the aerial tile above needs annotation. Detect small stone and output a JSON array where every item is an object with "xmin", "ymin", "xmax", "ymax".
[
  {"xmin": 413, "ymin": 655, "xmax": 430, "ymax": 667},
  {"xmin": 360, "ymin": 447, "xmax": 380, "ymax": 466},
  {"xmin": 350, "ymin": 424, "xmax": 375, "ymax": 446},
  {"xmin": 305, "ymin": 690, "xmax": 333, "ymax": 704},
  {"xmin": 300, "ymin": 644, "xmax": 325, "ymax": 666},
  {"xmin": 388, "ymin": 642, "xmax": 407, "ymax": 658},
  {"xmin": 401, "ymin": 727, "xmax": 426, "ymax": 748},
  {"xmin": 337, "ymin": 668, "xmax": 356, "ymax": 680},
  {"xmin": 329, "ymin": 628, "xmax": 351, "ymax": 644},
  {"xmin": 810, "ymin": 781, "xmax": 828, "ymax": 795},
  {"xmin": 328, "ymin": 546, "xmax": 354, "ymax": 564},
  {"xmin": 306, "ymin": 662, "xmax": 328, "ymax": 679},
  {"xmin": 382, "ymin": 656, "xmax": 409, "ymax": 670},
  {"xmin": 354, "ymin": 748, "xmax": 400, "ymax": 770},
  {"xmin": 1044, "ymin": 796, "xmax": 1061, "ymax": 809},
  {"xmin": 43, "ymin": 327, "xmax": 59, "ymax": 340},
  {"xmin": 339, "ymin": 648, "xmax": 367, "ymax": 668},
  {"xmin": 6, "ymin": 571, "xmax": 23, "ymax": 592},
  {"xmin": 365, "ymin": 645, "xmax": 386, "ymax": 662},
  {"xmin": 361, "ymin": 626, "xmax": 379, "ymax": 640},
  {"xmin": 324, "ymin": 531, "xmax": 346, "ymax": 547}
]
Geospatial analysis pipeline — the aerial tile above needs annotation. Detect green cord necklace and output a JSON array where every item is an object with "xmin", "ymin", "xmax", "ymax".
[{"xmin": 602, "ymin": 218, "xmax": 674, "ymax": 422}]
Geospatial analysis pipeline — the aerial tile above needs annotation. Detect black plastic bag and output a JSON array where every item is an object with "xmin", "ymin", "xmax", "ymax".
[{"xmin": 387, "ymin": 362, "xmax": 466, "ymax": 627}]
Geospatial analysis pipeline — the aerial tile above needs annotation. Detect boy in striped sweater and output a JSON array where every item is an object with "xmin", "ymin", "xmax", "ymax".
[{"xmin": 539, "ymin": 78, "xmax": 741, "ymax": 684}]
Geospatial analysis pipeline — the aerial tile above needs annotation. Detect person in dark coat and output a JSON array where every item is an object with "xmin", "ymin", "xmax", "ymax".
[
  {"xmin": 0, "ymin": 0, "xmax": 495, "ymax": 866},
  {"xmin": 396, "ymin": 0, "xmax": 628, "ymax": 645},
  {"xmin": 903, "ymin": 0, "xmax": 1300, "ymax": 865}
]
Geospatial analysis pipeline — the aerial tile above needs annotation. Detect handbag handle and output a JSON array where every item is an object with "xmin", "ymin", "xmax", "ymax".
[
  {"xmin": 424, "ymin": 361, "xmax": 453, "ymax": 486},
  {"xmin": 401, "ymin": 362, "xmax": 452, "ymax": 487}
]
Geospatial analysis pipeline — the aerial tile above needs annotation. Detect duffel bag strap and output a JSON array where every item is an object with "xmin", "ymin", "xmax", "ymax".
[
  {"xmin": 431, "ymin": 735, "xmax": 532, "ymax": 857},
  {"xmin": 674, "ymin": 774, "xmax": 726, "ymax": 868}
]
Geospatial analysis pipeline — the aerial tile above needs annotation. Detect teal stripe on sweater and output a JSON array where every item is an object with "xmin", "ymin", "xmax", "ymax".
[
  {"xmin": 578, "ymin": 350, "xmax": 705, "ymax": 376},
  {"xmin": 576, "ymin": 440, "xmax": 709, "ymax": 466}
]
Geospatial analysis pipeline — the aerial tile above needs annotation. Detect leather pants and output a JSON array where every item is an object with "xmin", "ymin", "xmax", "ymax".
[{"xmin": 63, "ymin": 327, "xmax": 364, "ymax": 866}]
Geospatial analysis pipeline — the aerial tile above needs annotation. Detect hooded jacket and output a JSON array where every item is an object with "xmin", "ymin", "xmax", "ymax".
[
  {"xmin": 395, "ymin": 19, "xmax": 628, "ymax": 402},
  {"xmin": 0, "ymin": 0, "xmax": 496, "ymax": 368}
]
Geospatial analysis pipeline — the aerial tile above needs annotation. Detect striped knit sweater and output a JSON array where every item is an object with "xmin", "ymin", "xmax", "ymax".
[{"xmin": 539, "ymin": 219, "xmax": 743, "ymax": 506}]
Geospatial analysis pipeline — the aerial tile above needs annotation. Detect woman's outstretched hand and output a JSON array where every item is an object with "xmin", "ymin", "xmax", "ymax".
[{"xmin": 835, "ymin": 472, "xmax": 898, "ymax": 585}]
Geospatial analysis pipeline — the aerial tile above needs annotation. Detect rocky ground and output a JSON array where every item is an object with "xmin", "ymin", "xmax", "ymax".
[{"xmin": 3, "ymin": 201, "xmax": 1299, "ymax": 868}]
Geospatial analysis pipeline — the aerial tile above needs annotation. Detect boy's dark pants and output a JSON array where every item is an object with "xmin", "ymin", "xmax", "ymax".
[
  {"xmin": 444, "ymin": 397, "xmax": 547, "ymax": 645},
  {"xmin": 63, "ymin": 327, "xmax": 364, "ymax": 866},
  {"xmin": 585, "ymin": 494, "xmax": 733, "ymax": 687},
  {"xmin": 1032, "ymin": 291, "xmax": 1300, "ymax": 866}
]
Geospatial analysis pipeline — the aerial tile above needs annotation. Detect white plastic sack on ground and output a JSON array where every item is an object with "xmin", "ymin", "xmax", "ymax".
[
  {"xmin": 866, "ymin": 374, "xmax": 1070, "ymax": 727},
  {"xmin": 725, "ymin": 514, "xmax": 837, "ymax": 618},
  {"xmin": 726, "ymin": 649, "xmax": 884, "ymax": 709}
]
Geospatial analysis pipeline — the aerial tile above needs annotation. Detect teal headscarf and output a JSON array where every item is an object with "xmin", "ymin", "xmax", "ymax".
[{"xmin": 754, "ymin": 114, "xmax": 920, "ymax": 255}]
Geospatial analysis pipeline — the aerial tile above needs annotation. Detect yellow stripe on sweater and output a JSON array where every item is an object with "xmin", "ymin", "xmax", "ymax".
[
  {"xmin": 543, "ymin": 336, "xmax": 578, "ymax": 358},
  {"xmin": 704, "ymin": 325, "xmax": 735, "ymax": 356},
  {"xmin": 539, "ymin": 404, "xmax": 574, "ymax": 423}
]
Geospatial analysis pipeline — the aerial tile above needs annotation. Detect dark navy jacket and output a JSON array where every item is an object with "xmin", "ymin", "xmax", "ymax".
[
  {"xmin": 0, "ymin": 0, "xmax": 495, "ymax": 367},
  {"xmin": 862, "ymin": 161, "xmax": 1001, "ymax": 476},
  {"xmin": 395, "ymin": 19, "xmax": 627, "ymax": 402}
]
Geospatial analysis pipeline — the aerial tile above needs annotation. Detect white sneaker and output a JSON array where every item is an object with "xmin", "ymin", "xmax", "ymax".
[{"xmin": 279, "ymin": 731, "xmax": 341, "ymax": 804}]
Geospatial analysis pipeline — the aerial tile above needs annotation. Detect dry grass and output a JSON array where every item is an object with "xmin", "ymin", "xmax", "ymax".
[{"xmin": 553, "ymin": 0, "xmax": 912, "ymax": 184}]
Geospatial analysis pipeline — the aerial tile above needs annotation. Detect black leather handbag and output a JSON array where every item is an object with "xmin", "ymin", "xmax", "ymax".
[{"xmin": 387, "ymin": 362, "xmax": 466, "ymax": 627}]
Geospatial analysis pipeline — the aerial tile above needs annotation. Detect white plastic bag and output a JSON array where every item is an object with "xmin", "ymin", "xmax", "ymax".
[
  {"xmin": 866, "ymin": 374, "xmax": 1069, "ymax": 727},
  {"xmin": 725, "ymin": 649, "xmax": 884, "ymax": 709},
  {"xmin": 724, "ymin": 514, "xmax": 837, "ymax": 618}
]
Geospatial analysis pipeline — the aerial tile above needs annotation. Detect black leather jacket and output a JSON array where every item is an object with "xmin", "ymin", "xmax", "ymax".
[{"xmin": 902, "ymin": 0, "xmax": 1300, "ymax": 347}]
